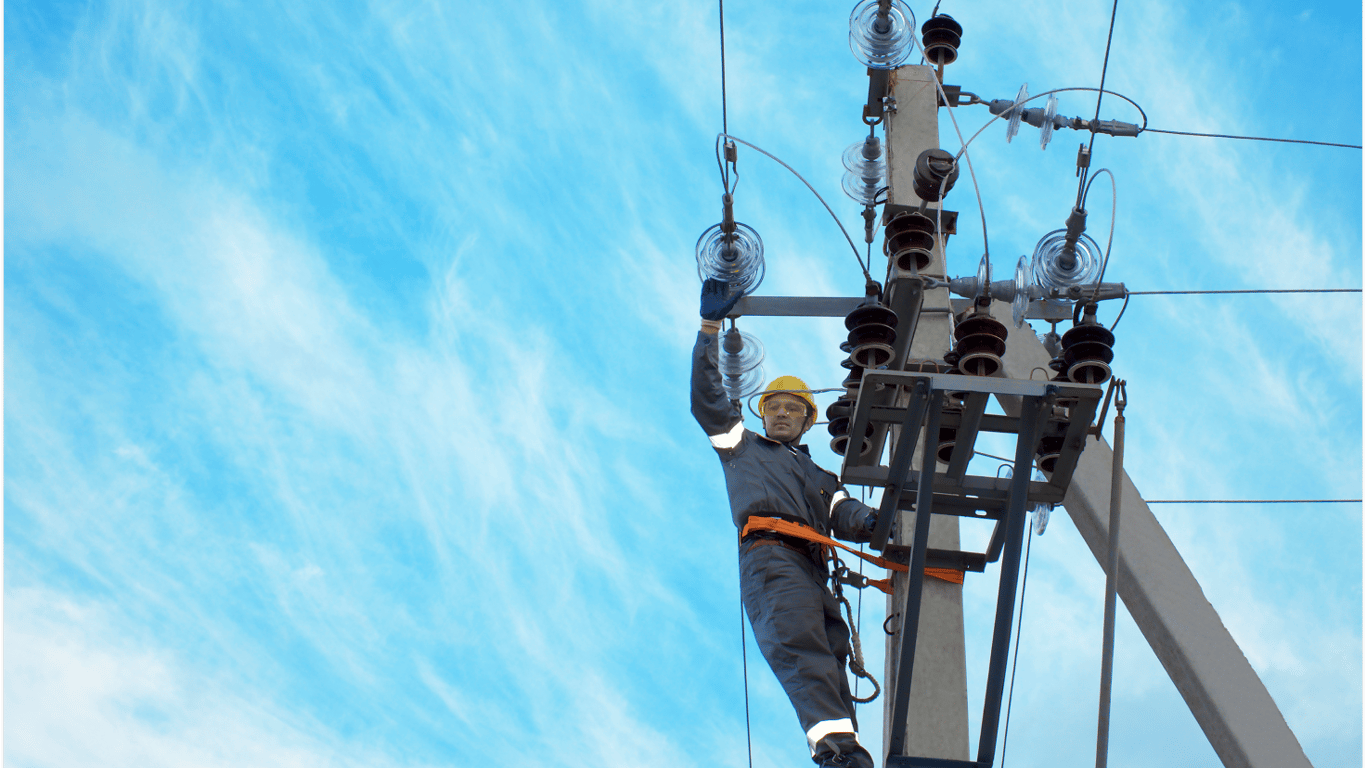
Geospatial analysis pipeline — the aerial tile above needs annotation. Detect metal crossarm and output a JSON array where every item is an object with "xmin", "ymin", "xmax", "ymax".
[{"xmin": 838, "ymin": 370, "xmax": 1102, "ymax": 768}]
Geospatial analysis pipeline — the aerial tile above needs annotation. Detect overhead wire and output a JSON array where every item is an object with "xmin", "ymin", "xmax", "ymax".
[
  {"xmin": 719, "ymin": 0, "xmax": 729, "ymax": 140},
  {"xmin": 718, "ymin": 6, "xmax": 753, "ymax": 766},
  {"xmin": 1114, "ymin": 286, "xmax": 1360, "ymax": 329},
  {"xmin": 998, "ymin": 511, "xmax": 1037, "ymax": 768},
  {"xmin": 955, "ymin": 86, "xmax": 1355, "ymax": 153},
  {"xmin": 1127, "ymin": 288, "xmax": 1361, "ymax": 295},
  {"xmin": 1140, "ymin": 128, "xmax": 1361, "ymax": 150},
  {"xmin": 1147, "ymin": 498, "xmax": 1362, "ymax": 504},
  {"xmin": 1079, "ymin": 0, "xmax": 1123, "ymax": 208}
]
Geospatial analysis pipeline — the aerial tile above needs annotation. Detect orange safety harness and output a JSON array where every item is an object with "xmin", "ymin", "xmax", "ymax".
[{"xmin": 740, "ymin": 516, "xmax": 965, "ymax": 594}]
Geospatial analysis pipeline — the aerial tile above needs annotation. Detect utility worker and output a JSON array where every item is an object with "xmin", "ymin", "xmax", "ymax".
[{"xmin": 692, "ymin": 279, "xmax": 880, "ymax": 768}]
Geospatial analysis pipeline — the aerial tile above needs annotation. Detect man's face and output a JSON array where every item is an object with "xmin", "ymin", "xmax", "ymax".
[{"xmin": 762, "ymin": 394, "xmax": 812, "ymax": 443}]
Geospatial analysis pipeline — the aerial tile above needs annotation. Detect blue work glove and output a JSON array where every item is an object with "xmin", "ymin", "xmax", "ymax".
[{"xmin": 700, "ymin": 278, "xmax": 742, "ymax": 321}]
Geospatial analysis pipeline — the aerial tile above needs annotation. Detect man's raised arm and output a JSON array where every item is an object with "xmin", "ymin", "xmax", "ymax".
[{"xmin": 691, "ymin": 279, "xmax": 744, "ymax": 442}]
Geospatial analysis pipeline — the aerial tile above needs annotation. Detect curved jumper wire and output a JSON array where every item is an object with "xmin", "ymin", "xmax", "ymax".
[
  {"xmin": 1084, "ymin": 168, "xmax": 1118, "ymax": 300},
  {"xmin": 718, "ymin": 134, "xmax": 872, "ymax": 281}
]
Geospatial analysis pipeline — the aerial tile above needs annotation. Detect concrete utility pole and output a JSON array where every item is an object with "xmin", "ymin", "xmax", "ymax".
[{"xmin": 880, "ymin": 63, "xmax": 971, "ymax": 763}]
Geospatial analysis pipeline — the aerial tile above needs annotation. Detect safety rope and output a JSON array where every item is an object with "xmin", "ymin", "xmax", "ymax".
[
  {"xmin": 836, "ymin": 582, "xmax": 881, "ymax": 704},
  {"xmin": 854, "ymin": 488, "xmax": 867, "ymax": 705}
]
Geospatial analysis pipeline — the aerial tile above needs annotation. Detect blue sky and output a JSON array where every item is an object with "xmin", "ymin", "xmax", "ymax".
[{"xmin": 4, "ymin": 1, "xmax": 1360, "ymax": 767}]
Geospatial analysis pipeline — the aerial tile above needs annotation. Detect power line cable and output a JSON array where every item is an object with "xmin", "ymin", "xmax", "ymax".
[
  {"xmin": 1109, "ymin": 284, "xmax": 1355, "ymax": 325},
  {"xmin": 1147, "ymin": 499, "xmax": 1361, "ymax": 504},
  {"xmin": 998, "ymin": 519, "xmax": 1036, "ymax": 768},
  {"xmin": 1141, "ymin": 127, "xmax": 1361, "ymax": 150},
  {"xmin": 719, "ymin": 13, "xmax": 752, "ymax": 766},
  {"xmin": 1127, "ymin": 288, "xmax": 1360, "ymax": 295},
  {"xmin": 719, "ymin": 0, "xmax": 729, "ymax": 147},
  {"xmin": 1080, "ymin": 0, "xmax": 1123, "ymax": 207}
]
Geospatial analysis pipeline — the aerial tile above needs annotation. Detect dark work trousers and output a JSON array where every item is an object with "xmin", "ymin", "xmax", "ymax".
[{"xmin": 739, "ymin": 540, "xmax": 858, "ymax": 739}]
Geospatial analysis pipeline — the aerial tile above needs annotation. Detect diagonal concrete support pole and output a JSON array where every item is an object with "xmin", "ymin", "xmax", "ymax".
[{"xmin": 1000, "ymin": 323, "xmax": 1312, "ymax": 768}]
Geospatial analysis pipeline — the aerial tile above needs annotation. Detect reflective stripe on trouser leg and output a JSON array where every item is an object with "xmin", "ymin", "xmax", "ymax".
[
  {"xmin": 739, "ymin": 544, "xmax": 857, "ymax": 740},
  {"xmin": 806, "ymin": 719, "xmax": 860, "ymax": 756}
]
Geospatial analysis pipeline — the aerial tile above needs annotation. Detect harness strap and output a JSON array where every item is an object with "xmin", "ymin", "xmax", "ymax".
[{"xmin": 741, "ymin": 516, "xmax": 965, "ymax": 592}]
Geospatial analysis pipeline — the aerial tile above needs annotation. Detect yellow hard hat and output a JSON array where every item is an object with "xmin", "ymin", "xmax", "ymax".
[{"xmin": 759, "ymin": 375, "xmax": 818, "ymax": 418}]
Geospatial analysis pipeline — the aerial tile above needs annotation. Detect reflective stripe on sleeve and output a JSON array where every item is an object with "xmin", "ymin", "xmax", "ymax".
[
  {"xmin": 805, "ymin": 718, "xmax": 859, "ymax": 755},
  {"xmin": 708, "ymin": 421, "xmax": 745, "ymax": 450},
  {"xmin": 830, "ymin": 489, "xmax": 849, "ymax": 511}
]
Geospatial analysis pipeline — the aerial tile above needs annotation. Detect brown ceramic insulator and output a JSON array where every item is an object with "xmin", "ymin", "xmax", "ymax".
[
  {"xmin": 1061, "ymin": 323, "xmax": 1115, "ymax": 385},
  {"xmin": 951, "ymin": 311, "xmax": 1008, "ymax": 376},
  {"xmin": 1035, "ymin": 435, "xmax": 1065, "ymax": 473},
  {"xmin": 953, "ymin": 313, "xmax": 1009, "ymax": 342},
  {"xmin": 912, "ymin": 148, "xmax": 960, "ymax": 202},
  {"xmin": 920, "ymin": 14, "xmax": 963, "ymax": 66},
  {"xmin": 825, "ymin": 397, "xmax": 854, "ymax": 426},
  {"xmin": 841, "ymin": 367, "xmax": 864, "ymax": 396},
  {"xmin": 844, "ymin": 302, "xmax": 899, "ymax": 332},
  {"xmin": 955, "ymin": 333, "xmax": 1006, "ymax": 375},
  {"xmin": 884, "ymin": 211, "xmax": 937, "ymax": 272},
  {"xmin": 936, "ymin": 426, "xmax": 958, "ymax": 463},
  {"xmin": 830, "ymin": 420, "xmax": 875, "ymax": 457},
  {"xmin": 847, "ymin": 324, "xmax": 897, "ymax": 369}
]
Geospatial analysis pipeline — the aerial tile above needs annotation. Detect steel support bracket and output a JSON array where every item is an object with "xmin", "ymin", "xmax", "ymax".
[
  {"xmin": 865, "ymin": 68, "xmax": 892, "ymax": 120},
  {"xmin": 838, "ymin": 371, "xmax": 1102, "ymax": 767}
]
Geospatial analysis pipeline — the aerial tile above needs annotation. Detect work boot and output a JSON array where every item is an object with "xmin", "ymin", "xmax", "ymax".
[{"xmin": 813, "ymin": 734, "xmax": 874, "ymax": 768}]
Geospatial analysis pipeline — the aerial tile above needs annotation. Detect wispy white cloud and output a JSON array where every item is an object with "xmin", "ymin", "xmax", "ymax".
[
  {"xmin": 6, "ymin": 587, "xmax": 435, "ymax": 768},
  {"xmin": 6, "ymin": 102, "xmax": 730, "ymax": 768}
]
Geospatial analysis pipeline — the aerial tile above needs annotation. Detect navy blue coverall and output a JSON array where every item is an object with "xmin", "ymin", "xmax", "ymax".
[{"xmin": 691, "ymin": 330, "xmax": 879, "ymax": 766}]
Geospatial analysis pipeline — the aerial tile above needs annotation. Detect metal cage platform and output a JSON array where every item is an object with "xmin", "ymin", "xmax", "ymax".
[{"xmin": 838, "ymin": 370, "xmax": 1102, "ymax": 768}]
